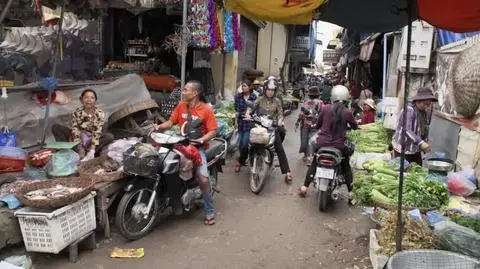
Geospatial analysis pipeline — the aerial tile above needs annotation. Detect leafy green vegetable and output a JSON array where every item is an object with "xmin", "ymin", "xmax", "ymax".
[
  {"xmin": 347, "ymin": 122, "xmax": 392, "ymax": 153},
  {"xmin": 450, "ymin": 214, "xmax": 480, "ymax": 234}
]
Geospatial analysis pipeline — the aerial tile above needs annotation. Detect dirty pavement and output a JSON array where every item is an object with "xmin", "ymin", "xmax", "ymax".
[{"xmin": 33, "ymin": 114, "xmax": 373, "ymax": 269}]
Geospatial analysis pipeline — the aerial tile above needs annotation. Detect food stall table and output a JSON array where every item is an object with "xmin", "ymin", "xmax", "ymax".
[{"xmin": 94, "ymin": 178, "xmax": 129, "ymax": 238}]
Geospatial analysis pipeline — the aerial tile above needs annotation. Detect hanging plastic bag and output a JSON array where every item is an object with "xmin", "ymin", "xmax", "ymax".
[
  {"xmin": 46, "ymin": 149, "xmax": 80, "ymax": 177},
  {"xmin": 229, "ymin": 129, "xmax": 239, "ymax": 151},
  {"xmin": 0, "ymin": 127, "xmax": 16, "ymax": 147},
  {"xmin": 434, "ymin": 220, "xmax": 480, "ymax": 259},
  {"xmin": 447, "ymin": 171, "xmax": 477, "ymax": 197}
]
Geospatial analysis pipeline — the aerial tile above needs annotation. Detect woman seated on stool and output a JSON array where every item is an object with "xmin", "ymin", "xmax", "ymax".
[{"xmin": 52, "ymin": 89, "xmax": 114, "ymax": 161}]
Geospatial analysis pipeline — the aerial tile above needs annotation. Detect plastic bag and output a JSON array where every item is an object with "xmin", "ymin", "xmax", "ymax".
[
  {"xmin": 0, "ymin": 127, "xmax": 16, "ymax": 147},
  {"xmin": 107, "ymin": 138, "xmax": 141, "ymax": 163},
  {"xmin": 229, "ymin": 130, "xmax": 239, "ymax": 150},
  {"xmin": 46, "ymin": 149, "xmax": 80, "ymax": 177},
  {"xmin": 434, "ymin": 220, "xmax": 480, "ymax": 259},
  {"xmin": 448, "ymin": 171, "xmax": 477, "ymax": 196}
]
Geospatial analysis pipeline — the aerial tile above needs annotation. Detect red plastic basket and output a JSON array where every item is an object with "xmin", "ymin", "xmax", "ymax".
[{"xmin": 0, "ymin": 156, "xmax": 25, "ymax": 173}]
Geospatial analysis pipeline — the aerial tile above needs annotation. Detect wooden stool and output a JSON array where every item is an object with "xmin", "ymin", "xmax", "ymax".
[{"xmin": 94, "ymin": 179, "xmax": 129, "ymax": 238}]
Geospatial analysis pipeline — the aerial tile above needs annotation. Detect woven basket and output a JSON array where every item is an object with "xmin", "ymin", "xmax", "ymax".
[
  {"xmin": 452, "ymin": 43, "xmax": 480, "ymax": 118},
  {"xmin": 15, "ymin": 176, "xmax": 94, "ymax": 209},
  {"xmin": 78, "ymin": 155, "xmax": 124, "ymax": 183},
  {"xmin": 108, "ymin": 99, "xmax": 159, "ymax": 126}
]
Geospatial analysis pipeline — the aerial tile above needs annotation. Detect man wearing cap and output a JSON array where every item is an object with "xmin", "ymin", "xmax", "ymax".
[{"xmin": 392, "ymin": 87, "xmax": 437, "ymax": 165}]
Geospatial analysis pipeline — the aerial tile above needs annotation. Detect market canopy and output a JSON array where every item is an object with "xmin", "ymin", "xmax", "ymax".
[{"xmin": 225, "ymin": 0, "xmax": 480, "ymax": 32}]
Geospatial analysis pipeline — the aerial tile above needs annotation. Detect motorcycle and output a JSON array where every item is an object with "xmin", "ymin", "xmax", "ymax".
[
  {"xmin": 246, "ymin": 115, "xmax": 277, "ymax": 194},
  {"xmin": 312, "ymin": 147, "xmax": 346, "ymax": 212},
  {"xmin": 115, "ymin": 132, "xmax": 227, "ymax": 240}
]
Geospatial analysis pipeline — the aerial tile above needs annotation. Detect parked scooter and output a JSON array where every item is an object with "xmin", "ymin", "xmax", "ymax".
[
  {"xmin": 115, "ymin": 132, "xmax": 227, "ymax": 240},
  {"xmin": 311, "ymin": 147, "xmax": 346, "ymax": 212},
  {"xmin": 245, "ymin": 115, "xmax": 277, "ymax": 194}
]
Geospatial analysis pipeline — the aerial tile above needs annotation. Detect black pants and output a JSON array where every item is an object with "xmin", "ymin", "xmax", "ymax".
[
  {"xmin": 52, "ymin": 124, "xmax": 114, "ymax": 155},
  {"xmin": 303, "ymin": 148, "xmax": 353, "ymax": 192},
  {"xmin": 274, "ymin": 128, "xmax": 290, "ymax": 174},
  {"xmin": 394, "ymin": 150, "xmax": 422, "ymax": 166}
]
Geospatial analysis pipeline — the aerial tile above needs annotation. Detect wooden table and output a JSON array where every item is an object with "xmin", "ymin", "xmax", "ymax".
[{"xmin": 94, "ymin": 179, "xmax": 129, "ymax": 239}]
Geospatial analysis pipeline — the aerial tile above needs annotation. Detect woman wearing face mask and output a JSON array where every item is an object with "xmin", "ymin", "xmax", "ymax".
[
  {"xmin": 52, "ymin": 89, "xmax": 114, "ymax": 161},
  {"xmin": 234, "ymin": 79, "xmax": 257, "ymax": 172},
  {"xmin": 245, "ymin": 79, "xmax": 293, "ymax": 183},
  {"xmin": 391, "ymin": 87, "xmax": 437, "ymax": 165}
]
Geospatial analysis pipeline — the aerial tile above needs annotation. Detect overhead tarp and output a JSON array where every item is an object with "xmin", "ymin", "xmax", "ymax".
[
  {"xmin": 226, "ymin": 0, "xmax": 480, "ymax": 33},
  {"xmin": 225, "ymin": 0, "xmax": 326, "ymax": 25},
  {"xmin": 2, "ymin": 74, "xmax": 152, "ymax": 148},
  {"xmin": 437, "ymin": 29, "xmax": 480, "ymax": 47},
  {"xmin": 417, "ymin": 0, "xmax": 480, "ymax": 33}
]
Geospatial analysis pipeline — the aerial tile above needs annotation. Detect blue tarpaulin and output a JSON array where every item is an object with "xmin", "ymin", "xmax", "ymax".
[{"xmin": 437, "ymin": 29, "xmax": 480, "ymax": 47}]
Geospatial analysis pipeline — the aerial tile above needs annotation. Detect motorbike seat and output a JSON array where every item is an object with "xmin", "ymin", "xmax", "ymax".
[
  {"xmin": 205, "ymin": 139, "xmax": 226, "ymax": 161},
  {"xmin": 317, "ymin": 147, "xmax": 343, "ymax": 158}
]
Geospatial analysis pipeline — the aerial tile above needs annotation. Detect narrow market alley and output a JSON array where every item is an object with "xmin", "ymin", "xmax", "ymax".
[{"xmin": 33, "ymin": 112, "xmax": 373, "ymax": 269}]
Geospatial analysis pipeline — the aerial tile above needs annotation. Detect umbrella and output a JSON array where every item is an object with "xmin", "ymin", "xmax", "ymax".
[{"xmin": 225, "ymin": 0, "xmax": 480, "ymax": 33}]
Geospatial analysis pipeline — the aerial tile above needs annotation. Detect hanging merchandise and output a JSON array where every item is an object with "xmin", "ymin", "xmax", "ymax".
[
  {"xmin": 232, "ymin": 12, "xmax": 242, "ymax": 51},
  {"xmin": 189, "ymin": 0, "xmax": 211, "ymax": 48},
  {"xmin": 223, "ymin": 11, "xmax": 234, "ymax": 52},
  {"xmin": 207, "ymin": 0, "xmax": 217, "ymax": 49},
  {"xmin": 214, "ymin": 8, "xmax": 224, "ymax": 51},
  {"xmin": 0, "ymin": 87, "xmax": 15, "ymax": 147}
]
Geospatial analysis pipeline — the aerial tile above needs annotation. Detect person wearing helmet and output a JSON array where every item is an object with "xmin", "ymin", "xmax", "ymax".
[
  {"xmin": 295, "ymin": 86, "xmax": 324, "ymax": 163},
  {"xmin": 245, "ymin": 78, "xmax": 293, "ymax": 184},
  {"xmin": 299, "ymin": 85, "xmax": 358, "ymax": 202}
]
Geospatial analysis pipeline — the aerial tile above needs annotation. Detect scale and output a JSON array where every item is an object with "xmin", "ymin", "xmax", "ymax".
[{"xmin": 424, "ymin": 157, "xmax": 455, "ymax": 176}]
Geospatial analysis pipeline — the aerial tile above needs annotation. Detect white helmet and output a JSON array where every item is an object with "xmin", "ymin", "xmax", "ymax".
[{"xmin": 331, "ymin": 85, "xmax": 350, "ymax": 102}]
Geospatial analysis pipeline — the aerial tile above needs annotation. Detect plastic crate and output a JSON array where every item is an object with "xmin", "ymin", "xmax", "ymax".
[{"xmin": 14, "ymin": 192, "xmax": 96, "ymax": 254}]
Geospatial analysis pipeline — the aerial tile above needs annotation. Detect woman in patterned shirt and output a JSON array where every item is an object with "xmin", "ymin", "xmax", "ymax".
[{"xmin": 52, "ymin": 89, "xmax": 114, "ymax": 161}]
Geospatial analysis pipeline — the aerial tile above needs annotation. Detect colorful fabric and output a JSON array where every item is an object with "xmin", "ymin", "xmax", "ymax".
[
  {"xmin": 298, "ymin": 98, "xmax": 323, "ymax": 127},
  {"xmin": 71, "ymin": 106, "xmax": 105, "ymax": 147},
  {"xmin": 189, "ymin": 0, "xmax": 211, "ymax": 48}
]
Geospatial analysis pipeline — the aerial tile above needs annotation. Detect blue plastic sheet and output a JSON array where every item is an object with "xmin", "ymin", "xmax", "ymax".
[{"xmin": 437, "ymin": 29, "xmax": 480, "ymax": 47}]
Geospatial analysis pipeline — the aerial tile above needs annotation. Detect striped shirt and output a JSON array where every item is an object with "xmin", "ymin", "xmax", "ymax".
[{"xmin": 392, "ymin": 103, "xmax": 423, "ymax": 155}]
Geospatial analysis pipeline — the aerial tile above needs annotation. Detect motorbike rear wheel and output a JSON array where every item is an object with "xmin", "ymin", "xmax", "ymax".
[
  {"xmin": 317, "ymin": 190, "xmax": 329, "ymax": 212},
  {"xmin": 250, "ymin": 152, "xmax": 269, "ymax": 194},
  {"xmin": 115, "ymin": 186, "xmax": 161, "ymax": 241}
]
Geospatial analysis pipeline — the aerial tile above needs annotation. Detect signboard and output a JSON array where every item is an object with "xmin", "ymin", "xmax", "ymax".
[{"xmin": 323, "ymin": 50, "xmax": 341, "ymax": 64}]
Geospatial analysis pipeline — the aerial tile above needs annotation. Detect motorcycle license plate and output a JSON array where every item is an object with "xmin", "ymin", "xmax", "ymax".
[{"xmin": 315, "ymin": 167, "xmax": 334, "ymax": 179}]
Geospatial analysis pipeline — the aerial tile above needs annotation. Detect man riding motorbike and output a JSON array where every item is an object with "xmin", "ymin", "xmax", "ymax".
[
  {"xmin": 153, "ymin": 80, "xmax": 218, "ymax": 225},
  {"xmin": 245, "ymin": 78, "xmax": 293, "ymax": 184},
  {"xmin": 298, "ymin": 85, "xmax": 358, "ymax": 202}
]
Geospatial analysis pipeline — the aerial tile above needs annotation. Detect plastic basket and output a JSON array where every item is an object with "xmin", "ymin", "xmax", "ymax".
[
  {"xmin": 387, "ymin": 250, "xmax": 480, "ymax": 269},
  {"xmin": 14, "ymin": 192, "xmax": 96, "ymax": 254}
]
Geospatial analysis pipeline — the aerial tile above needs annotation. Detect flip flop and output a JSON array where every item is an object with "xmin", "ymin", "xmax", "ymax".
[{"xmin": 204, "ymin": 216, "xmax": 215, "ymax": 226}]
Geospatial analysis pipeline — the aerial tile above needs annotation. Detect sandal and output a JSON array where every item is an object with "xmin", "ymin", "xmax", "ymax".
[
  {"xmin": 204, "ymin": 216, "xmax": 215, "ymax": 226},
  {"xmin": 285, "ymin": 174, "xmax": 293, "ymax": 184},
  {"xmin": 234, "ymin": 162, "xmax": 241, "ymax": 173},
  {"xmin": 298, "ymin": 186, "xmax": 307, "ymax": 197}
]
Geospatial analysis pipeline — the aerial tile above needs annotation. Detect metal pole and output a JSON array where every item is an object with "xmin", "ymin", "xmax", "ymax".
[
  {"xmin": 396, "ymin": 0, "xmax": 413, "ymax": 252},
  {"xmin": 0, "ymin": 0, "xmax": 14, "ymax": 25},
  {"xmin": 180, "ymin": 0, "xmax": 188, "ymax": 91},
  {"xmin": 40, "ymin": 3, "xmax": 65, "ymax": 146}
]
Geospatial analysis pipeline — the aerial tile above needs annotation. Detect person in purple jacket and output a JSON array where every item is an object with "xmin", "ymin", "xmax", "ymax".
[{"xmin": 391, "ymin": 87, "xmax": 437, "ymax": 165}]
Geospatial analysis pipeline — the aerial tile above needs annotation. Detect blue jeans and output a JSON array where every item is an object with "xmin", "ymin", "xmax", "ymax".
[
  {"xmin": 238, "ymin": 130, "xmax": 250, "ymax": 165},
  {"xmin": 197, "ymin": 150, "xmax": 215, "ymax": 217}
]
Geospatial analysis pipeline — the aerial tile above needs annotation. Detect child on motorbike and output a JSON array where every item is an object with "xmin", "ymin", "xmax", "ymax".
[
  {"xmin": 295, "ymin": 87, "xmax": 323, "ymax": 163},
  {"xmin": 235, "ymin": 79, "xmax": 257, "ymax": 172},
  {"xmin": 298, "ymin": 85, "xmax": 358, "ymax": 203},
  {"xmin": 245, "ymin": 78, "xmax": 293, "ymax": 184}
]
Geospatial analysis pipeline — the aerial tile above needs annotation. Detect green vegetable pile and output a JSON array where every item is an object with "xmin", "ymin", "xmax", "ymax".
[
  {"xmin": 449, "ymin": 213, "xmax": 480, "ymax": 234},
  {"xmin": 347, "ymin": 122, "xmax": 392, "ymax": 153},
  {"xmin": 353, "ymin": 160, "xmax": 449, "ymax": 209},
  {"xmin": 214, "ymin": 102, "xmax": 236, "ymax": 127}
]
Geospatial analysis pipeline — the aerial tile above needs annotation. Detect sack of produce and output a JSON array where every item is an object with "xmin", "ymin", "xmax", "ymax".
[
  {"xmin": 249, "ymin": 127, "xmax": 269, "ymax": 144},
  {"xmin": 46, "ymin": 149, "xmax": 80, "ymax": 177},
  {"xmin": 447, "ymin": 171, "xmax": 477, "ymax": 197},
  {"xmin": 434, "ymin": 220, "xmax": 480, "ymax": 259}
]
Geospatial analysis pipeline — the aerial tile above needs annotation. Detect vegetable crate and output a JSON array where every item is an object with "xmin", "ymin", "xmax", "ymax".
[{"xmin": 14, "ymin": 192, "xmax": 96, "ymax": 254}]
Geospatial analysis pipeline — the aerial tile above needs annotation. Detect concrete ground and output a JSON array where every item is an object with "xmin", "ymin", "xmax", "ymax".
[{"xmin": 33, "ymin": 112, "xmax": 373, "ymax": 269}]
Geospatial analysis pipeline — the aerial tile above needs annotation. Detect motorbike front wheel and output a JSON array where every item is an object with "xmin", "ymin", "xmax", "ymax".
[
  {"xmin": 115, "ymin": 186, "xmax": 161, "ymax": 241},
  {"xmin": 317, "ymin": 190, "xmax": 329, "ymax": 212},
  {"xmin": 250, "ymin": 152, "xmax": 269, "ymax": 194}
]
